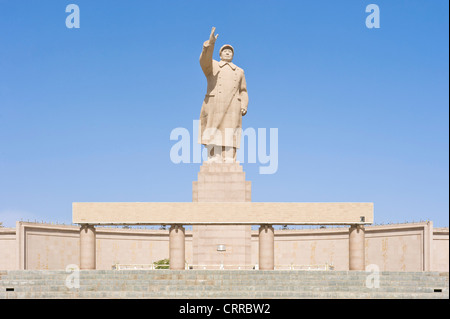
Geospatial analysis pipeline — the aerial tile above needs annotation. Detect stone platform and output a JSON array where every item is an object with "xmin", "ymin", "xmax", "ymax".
[
  {"xmin": 1, "ymin": 270, "xmax": 448, "ymax": 299},
  {"xmin": 72, "ymin": 162, "xmax": 374, "ymax": 271},
  {"xmin": 72, "ymin": 162, "xmax": 373, "ymax": 226},
  {"xmin": 193, "ymin": 162, "xmax": 252, "ymax": 269},
  {"xmin": 72, "ymin": 202, "xmax": 373, "ymax": 225}
]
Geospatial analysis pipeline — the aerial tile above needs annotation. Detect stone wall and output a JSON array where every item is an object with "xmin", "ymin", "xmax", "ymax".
[
  {"xmin": 0, "ymin": 228, "xmax": 16, "ymax": 270},
  {"xmin": 0, "ymin": 221, "xmax": 448, "ymax": 272},
  {"xmin": 258, "ymin": 228, "xmax": 350, "ymax": 270},
  {"xmin": 95, "ymin": 227, "xmax": 192, "ymax": 269},
  {"xmin": 433, "ymin": 227, "xmax": 450, "ymax": 272}
]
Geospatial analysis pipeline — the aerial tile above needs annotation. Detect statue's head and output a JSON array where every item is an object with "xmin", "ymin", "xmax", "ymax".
[{"xmin": 219, "ymin": 44, "xmax": 234, "ymax": 62}]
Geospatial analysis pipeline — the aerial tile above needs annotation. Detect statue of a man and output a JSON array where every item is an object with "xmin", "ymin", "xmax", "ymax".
[{"xmin": 198, "ymin": 27, "xmax": 249, "ymax": 163}]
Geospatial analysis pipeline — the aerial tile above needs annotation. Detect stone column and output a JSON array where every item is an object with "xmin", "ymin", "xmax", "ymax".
[
  {"xmin": 258, "ymin": 225, "xmax": 274, "ymax": 270},
  {"xmin": 80, "ymin": 224, "xmax": 96, "ymax": 270},
  {"xmin": 169, "ymin": 225, "xmax": 185, "ymax": 270},
  {"xmin": 349, "ymin": 224, "xmax": 365, "ymax": 271}
]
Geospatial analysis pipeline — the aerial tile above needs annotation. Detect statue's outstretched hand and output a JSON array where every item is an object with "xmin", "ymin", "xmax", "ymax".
[{"xmin": 209, "ymin": 27, "xmax": 219, "ymax": 44}]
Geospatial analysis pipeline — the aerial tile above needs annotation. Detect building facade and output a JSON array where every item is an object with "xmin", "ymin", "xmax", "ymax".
[{"xmin": 0, "ymin": 221, "xmax": 448, "ymax": 272}]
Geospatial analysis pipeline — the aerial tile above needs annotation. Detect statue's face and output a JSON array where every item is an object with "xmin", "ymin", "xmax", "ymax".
[{"xmin": 220, "ymin": 48, "xmax": 233, "ymax": 62}]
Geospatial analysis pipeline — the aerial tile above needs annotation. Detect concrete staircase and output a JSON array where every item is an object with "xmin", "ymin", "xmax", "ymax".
[{"xmin": 0, "ymin": 270, "xmax": 448, "ymax": 299}]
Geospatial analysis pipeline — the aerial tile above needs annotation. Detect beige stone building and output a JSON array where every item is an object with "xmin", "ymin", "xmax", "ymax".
[
  {"xmin": 1, "ymin": 162, "xmax": 448, "ymax": 273},
  {"xmin": 0, "ymin": 221, "xmax": 447, "ymax": 272}
]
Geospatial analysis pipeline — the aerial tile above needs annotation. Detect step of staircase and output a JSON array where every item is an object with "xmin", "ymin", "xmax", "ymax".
[{"xmin": 0, "ymin": 270, "xmax": 448, "ymax": 299}]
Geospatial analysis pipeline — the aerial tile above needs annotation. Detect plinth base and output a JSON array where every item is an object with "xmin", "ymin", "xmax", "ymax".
[
  {"xmin": 192, "ymin": 225, "xmax": 252, "ymax": 269},
  {"xmin": 192, "ymin": 162, "xmax": 251, "ymax": 202},
  {"xmin": 193, "ymin": 162, "xmax": 252, "ymax": 269}
]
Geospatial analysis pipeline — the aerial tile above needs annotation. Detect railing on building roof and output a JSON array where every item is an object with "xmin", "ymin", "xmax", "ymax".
[{"xmin": 112, "ymin": 263, "xmax": 334, "ymax": 271}]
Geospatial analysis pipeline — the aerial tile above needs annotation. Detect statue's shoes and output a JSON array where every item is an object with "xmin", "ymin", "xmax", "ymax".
[{"xmin": 205, "ymin": 157, "xmax": 222, "ymax": 164}]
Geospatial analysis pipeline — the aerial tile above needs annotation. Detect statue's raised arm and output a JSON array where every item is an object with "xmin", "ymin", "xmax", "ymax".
[
  {"xmin": 199, "ymin": 27, "xmax": 218, "ymax": 76},
  {"xmin": 209, "ymin": 27, "xmax": 219, "ymax": 44}
]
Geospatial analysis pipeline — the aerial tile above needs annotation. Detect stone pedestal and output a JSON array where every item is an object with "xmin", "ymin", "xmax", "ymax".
[
  {"xmin": 192, "ymin": 162, "xmax": 252, "ymax": 269},
  {"xmin": 192, "ymin": 162, "xmax": 251, "ymax": 202},
  {"xmin": 169, "ymin": 225, "xmax": 186, "ymax": 270},
  {"xmin": 80, "ymin": 224, "xmax": 96, "ymax": 270},
  {"xmin": 258, "ymin": 225, "xmax": 274, "ymax": 270},
  {"xmin": 349, "ymin": 225, "xmax": 365, "ymax": 270}
]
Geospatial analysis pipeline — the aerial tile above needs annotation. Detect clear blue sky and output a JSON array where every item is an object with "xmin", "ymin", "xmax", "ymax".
[{"xmin": 0, "ymin": 0, "xmax": 448, "ymax": 228}]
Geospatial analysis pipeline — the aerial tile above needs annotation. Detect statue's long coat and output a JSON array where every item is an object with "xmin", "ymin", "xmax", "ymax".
[{"xmin": 198, "ymin": 40, "xmax": 249, "ymax": 148}]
